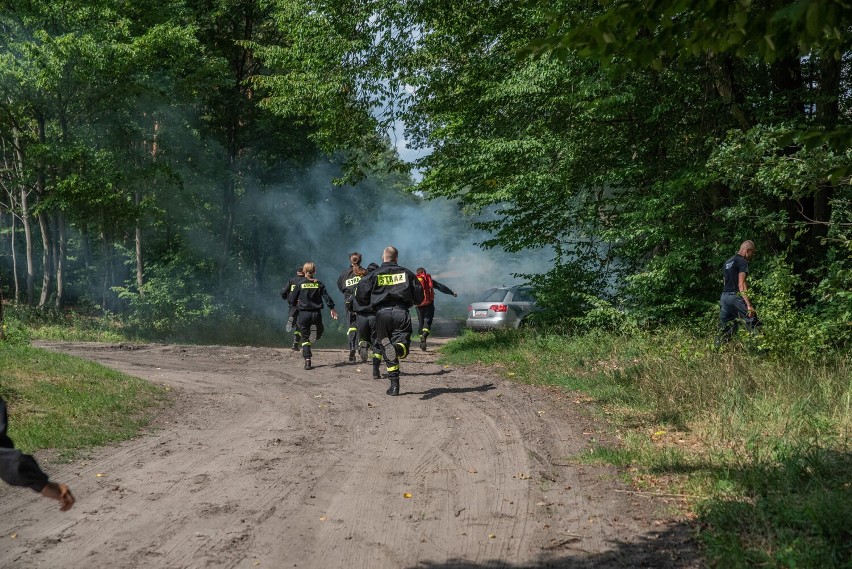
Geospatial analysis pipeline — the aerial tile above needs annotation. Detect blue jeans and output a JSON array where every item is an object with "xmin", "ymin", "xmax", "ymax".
[{"xmin": 716, "ymin": 292, "xmax": 757, "ymax": 346}]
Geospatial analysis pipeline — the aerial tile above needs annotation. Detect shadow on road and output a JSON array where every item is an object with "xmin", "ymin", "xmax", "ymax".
[
  {"xmin": 405, "ymin": 383, "xmax": 496, "ymax": 400},
  {"xmin": 404, "ymin": 368, "xmax": 452, "ymax": 377},
  {"xmin": 405, "ymin": 523, "xmax": 700, "ymax": 568}
]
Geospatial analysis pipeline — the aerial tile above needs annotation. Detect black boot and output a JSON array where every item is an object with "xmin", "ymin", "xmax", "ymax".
[
  {"xmin": 358, "ymin": 341, "xmax": 369, "ymax": 363},
  {"xmin": 372, "ymin": 360, "xmax": 381, "ymax": 379},
  {"xmin": 292, "ymin": 335, "xmax": 300, "ymax": 351},
  {"xmin": 304, "ymin": 358, "xmax": 312, "ymax": 370},
  {"xmin": 386, "ymin": 376, "xmax": 399, "ymax": 396},
  {"xmin": 348, "ymin": 350, "xmax": 356, "ymax": 363}
]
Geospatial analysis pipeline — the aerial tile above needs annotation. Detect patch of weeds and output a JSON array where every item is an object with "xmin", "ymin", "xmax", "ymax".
[
  {"xmin": 442, "ymin": 327, "xmax": 852, "ymax": 567},
  {"xmin": 0, "ymin": 344, "xmax": 168, "ymax": 454}
]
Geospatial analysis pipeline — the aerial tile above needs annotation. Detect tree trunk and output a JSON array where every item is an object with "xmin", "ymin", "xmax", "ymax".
[
  {"xmin": 217, "ymin": 8, "xmax": 257, "ymax": 290},
  {"xmin": 771, "ymin": 55, "xmax": 804, "ymax": 119},
  {"xmin": 218, "ymin": 146, "xmax": 237, "ymax": 289},
  {"xmin": 81, "ymin": 224, "xmax": 92, "ymax": 270},
  {"xmin": 55, "ymin": 211, "xmax": 66, "ymax": 310},
  {"xmin": 12, "ymin": 125, "xmax": 35, "ymax": 305},
  {"xmin": 0, "ymin": 285, "xmax": 5, "ymax": 341},
  {"xmin": 251, "ymin": 220, "xmax": 267, "ymax": 293},
  {"xmin": 771, "ymin": 54, "xmax": 805, "ymax": 250},
  {"xmin": 707, "ymin": 54, "xmax": 751, "ymax": 130},
  {"xmin": 135, "ymin": 119, "xmax": 158, "ymax": 297},
  {"xmin": 21, "ymin": 187, "xmax": 34, "ymax": 305},
  {"xmin": 102, "ymin": 229, "xmax": 113, "ymax": 311},
  {"xmin": 135, "ymin": 189, "xmax": 144, "ymax": 296},
  {"xmin": 37, "ymin": 209, "xmax": 54, "ymax": 308},
  {"xmin": 35, "ymin": 113, "xmax": 53, "ymax": 309},
  {"xmin": 9, "ymin": 203, "xmax": 19, "ymax": 302},
  {"xmin": 813, "ymin": 52, "xmax": 840, "ymax": 229}
]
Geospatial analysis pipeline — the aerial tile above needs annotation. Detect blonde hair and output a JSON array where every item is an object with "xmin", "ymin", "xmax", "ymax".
[{"xmin": 302, "ymin": 262, "xmax": 316, "ymax": 278}]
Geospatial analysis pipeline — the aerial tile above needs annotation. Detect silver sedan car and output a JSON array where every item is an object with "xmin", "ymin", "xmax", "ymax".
[{"xmin": 465, "ymin": 286, "xmax": 538, "ymax": 330}]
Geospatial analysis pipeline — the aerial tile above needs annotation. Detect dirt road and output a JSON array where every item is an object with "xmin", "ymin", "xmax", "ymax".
[{"xmin": 0, "ymin": 341, "xmax": 699, "ymax": 568}]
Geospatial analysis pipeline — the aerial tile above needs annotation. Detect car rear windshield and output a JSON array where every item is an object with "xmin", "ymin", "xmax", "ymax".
[{"xmin": 478, "ymin": 288, "xmax": 509, "ymax": 302}]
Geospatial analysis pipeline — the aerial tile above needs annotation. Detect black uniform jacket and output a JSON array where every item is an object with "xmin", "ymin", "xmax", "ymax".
[
  {"xmin": 337, "ymin": 268, "xmax": 365, "ymax": 306},
  {"xmin": 355, "ymin": 261, "xmax": 424, "ymax": 311},
  {"xmin": 351, "ymin": 265, "xmax": 379, "ymax": 315},
  {"xmin": 289, "ymin": 277, "xmax": 336, "ymax": 311},
  {"xmin": 0, "ymin": 398, "xmax": 49, "ymax": 492},
  {"xmin": 281, "ymin": 275, "xmax": 303, "ymax": 304}
]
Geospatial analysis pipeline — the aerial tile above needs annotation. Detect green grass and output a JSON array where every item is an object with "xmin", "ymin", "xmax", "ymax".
[
  {"xmin": 0, "ymin": 343, "xmax": 168, "ymax": 457},
  {"xmin": 440, "ymin": 329, "xmax": 852, "ymax": 568},
  {"xmin": 6, "ymin": 306, "xmax": 126, "ymax": 344}
]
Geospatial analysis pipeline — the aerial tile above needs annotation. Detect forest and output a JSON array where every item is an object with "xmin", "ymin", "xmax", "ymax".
[
  {"xmin": 0, "ymin": 0, "xmax": 849, "ymax": 351},
  {"xmin": 2, "ymin": 3, "xmax": 851, "ymax": 566}
]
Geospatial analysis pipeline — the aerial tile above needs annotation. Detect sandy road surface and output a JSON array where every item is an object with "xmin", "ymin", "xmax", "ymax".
[{"xmin": 0, "ymin": 341, "xmax": 699, "ymax": 568}]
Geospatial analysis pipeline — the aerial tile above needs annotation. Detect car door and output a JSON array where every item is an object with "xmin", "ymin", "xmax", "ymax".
[{"xmin": 507, "ymin": 288, "xmax": 536, "ymax": 326}]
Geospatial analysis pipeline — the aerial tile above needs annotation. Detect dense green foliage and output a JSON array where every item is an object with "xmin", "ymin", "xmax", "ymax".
[
  {"xmin": 1, "ymin": 1, "xmax": 849, "ymax": 346},
  {"xmin": 0, "ymin": 0, "xmax": 421, "ymax": 338},
  {"xmin": 369, "ymin": 0, "xmax": 852, "ymax": 348},
  {"xmin": 442, "ymin": 328, "xmax": 852, "ymax": 567}
]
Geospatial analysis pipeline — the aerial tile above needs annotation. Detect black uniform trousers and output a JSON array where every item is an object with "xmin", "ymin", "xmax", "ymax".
[
  {"xmin": 296, "ymin": 310, "xmax": 324, "ymax": 359},
  {"xmin": 375, "ymin": 306, "xmax": 412, "ymax": 378},
  {"xmin": 345, "ymin": 304, "xmax": 358, "ymax": 350},
  {"xmin": 1, "ymin": 398, "xmax": 49, "ymax": 491},
  {"xmin": 415, "ymin": 304, "xmax": 436, "ymax": 336},
  {"xmin": 356, "ymin": 313, "xmax": 377, "ymax": 346},
  {"xmin": 356, "ymin": 312, "xmax": 380, "ymax": 365}
]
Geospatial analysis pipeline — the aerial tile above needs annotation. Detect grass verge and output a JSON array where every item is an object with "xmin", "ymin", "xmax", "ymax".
[
  {"xmin": 440, "ymin": 329, "xmax": 852, "ymax": 568},
  {"xmin": 0, "ymin": 343, "xmax": 168, "ymax": 459}
]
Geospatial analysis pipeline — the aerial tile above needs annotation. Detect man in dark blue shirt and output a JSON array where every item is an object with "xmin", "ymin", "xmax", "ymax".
[{"xmin": 716, "ymin": 240, "xmax": 757, "ymax": 347}]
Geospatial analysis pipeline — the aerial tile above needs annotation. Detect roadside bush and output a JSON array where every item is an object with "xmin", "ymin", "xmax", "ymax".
[
  {"xmin": 5, "ymin": 304, "xmax": 123, "ymax": 343},
  {"xmin": 747, "ymin": 256, "xmax": 834, "ymax": 358},
  {"xmin": 115, "ymin": 262, "xmax": 218, "ymax": 337},
  {"xmin": 1, "ymin": 315, "xmax": 31, "ymax": 346}
]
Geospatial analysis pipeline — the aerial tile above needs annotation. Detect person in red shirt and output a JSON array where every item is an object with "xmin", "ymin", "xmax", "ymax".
[{"xmin": 414, "ymin": 267, "xmax": 457, "ymax": 351}]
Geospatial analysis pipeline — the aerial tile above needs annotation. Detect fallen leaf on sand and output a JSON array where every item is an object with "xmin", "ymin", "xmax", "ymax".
[
  {"xmin": 514, "ymin": 473, "xmax": 530, "ymax": 480},
  {"xmin": 468, "ymin": 469, "xmax": 477, "ymax": 474},
  {"xmin": 488, "ymin": 533, "xmax": 496, "ymax": 539},
  {"xmin": 403, "ymin": 493, "xmax": 413, "ymax": 498},
  {"xmin": 653, "ymin": 430, "xmax": 666, "ymax": 437},
  {"xmin": 319, "ymin": 516, "xmax": 327, "ymax": 521},
  {"xmin": 96, "ymin": 473, "xmax": 106, "ymax": 478},
  {"xmin": 11, "ymin": 533, "xmax": 17, "ymax": 539}
]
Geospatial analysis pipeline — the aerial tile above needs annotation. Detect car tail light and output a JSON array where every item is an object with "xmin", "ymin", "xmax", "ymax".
[
  {"xmin": 467, "ymin": 305, "xmax": 473, "ymax": 313},
  {"xmin": 489, "ymin": 304, "xmax": 508, "ymax": 312}
]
